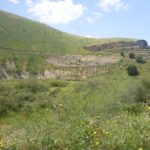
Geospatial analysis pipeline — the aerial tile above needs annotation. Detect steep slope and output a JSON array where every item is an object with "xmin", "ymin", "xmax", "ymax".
[{"xmin": 0, "ymin": 10, "xmax": 136, "ymax": 54}]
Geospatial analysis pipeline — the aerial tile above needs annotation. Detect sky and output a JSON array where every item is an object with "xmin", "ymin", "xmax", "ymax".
[{"xmin": 0, "ymin": 0, "xmax": 150, "ymax": 44}]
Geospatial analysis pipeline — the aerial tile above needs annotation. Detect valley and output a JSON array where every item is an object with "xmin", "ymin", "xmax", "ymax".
[{"xmin": 0, "ymin": 10, "xmax": 150, "ymax": 150}]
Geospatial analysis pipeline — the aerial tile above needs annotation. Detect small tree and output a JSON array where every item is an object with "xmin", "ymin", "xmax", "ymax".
[
  {"xmin": 120, "ymin": 51, "xmax": 125, "ymax": 57},
  {"xmin": 136, "ymin": 56, "xmax": 146, "ymax": 64},
  {"xmin": 129, "ymin": 53, "xmax": 135, "ymax": 59},
  {"xmin": 127, "ymin": 65, "xmax": 139, "ymax": 76}
]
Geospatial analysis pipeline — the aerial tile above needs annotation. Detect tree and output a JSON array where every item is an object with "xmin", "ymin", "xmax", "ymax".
[
  {"xmin": 127, "ymin": 65, "xmax": 139, "ymax": 76},
  {"xmin": 136, "ymin": 56, "xmax": 146, "ymax": 64},
  {"xmin": 129, "ymin": 53, "xmax": 135, "ymax": 59},
  {"xmin": 120, "ymin": 51, "xmax": 125, "ymax": 57}
]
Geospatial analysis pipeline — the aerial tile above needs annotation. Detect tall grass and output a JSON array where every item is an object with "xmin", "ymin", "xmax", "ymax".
[{"xmin": 0, "ymin": 62, "xmax": 150, "ymax": 149}]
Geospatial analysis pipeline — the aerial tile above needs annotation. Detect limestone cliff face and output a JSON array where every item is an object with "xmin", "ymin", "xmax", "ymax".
[
  {"xmin": 84, "ymin": 40, "xmax": 148, "ymax": 51},
  {"xmin": 0, "ymin": 55, "xmax": 120, "ymax": 80}
]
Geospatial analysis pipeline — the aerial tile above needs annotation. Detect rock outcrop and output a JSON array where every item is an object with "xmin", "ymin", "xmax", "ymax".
[
  {"xmin": 0, "ymin": 55, "xmax": 120, "ymax": 80},
  {"xmin": 135, "ymin": 40, "xmax": 148, "ymax": 48},
  {"xmin": 84, "ymin": 40, "xmax": 148, "ymax": 51}
]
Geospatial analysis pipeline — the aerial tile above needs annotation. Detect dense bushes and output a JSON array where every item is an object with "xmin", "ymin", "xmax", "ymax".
[
  {"xmin": 0, "ymin": 85, "xmax": 32, "ymax": 116},
  {"xmin": 127, "ymin": 65, "xmax": 139, "ymax": 76},
  {"xmin": 0, "ymin": 80, "xmax": 49, "ymax": 116},
  {"xmin": 136, "ymin": 79, "xmax": 150, "ymax": 104},
  {"xmin": 136, "ymin": 56, "xmax": 146, "ymax": 63},
  {"xmin": 16, "ymin": 80, "xmax": 49, "ymax": 93},
  {"xmin": 122, "ymin": 78, "xmax": 150, "ymax": 105},
  {"xmin": 0, "ymin": 79, "xmax": 69, "ymax": 116}
]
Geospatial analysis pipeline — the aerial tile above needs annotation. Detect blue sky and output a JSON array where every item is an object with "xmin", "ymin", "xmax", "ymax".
[{"xmin": 0, "ymin": 0, "xmax": 150, "ymax": 43}]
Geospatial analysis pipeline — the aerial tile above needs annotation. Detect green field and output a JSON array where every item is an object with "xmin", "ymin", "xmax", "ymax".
[{"xmin": 0, "ymin": 56, "xmax": 150, "ymax": 150}]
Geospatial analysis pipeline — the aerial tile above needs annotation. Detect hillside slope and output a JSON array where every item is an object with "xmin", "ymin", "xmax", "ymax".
[{"xmin": 0, "ymin": 10, "xmax": 136, "ymax": 54}]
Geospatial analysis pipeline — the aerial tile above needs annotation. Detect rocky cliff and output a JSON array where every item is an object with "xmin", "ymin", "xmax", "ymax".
[{"xmin": 84, "ymin": 40, "xmax": 148, "ymax": 51}]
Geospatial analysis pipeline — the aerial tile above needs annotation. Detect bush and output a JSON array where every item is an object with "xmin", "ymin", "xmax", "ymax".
[
  {"xmin": 136, "ymin": 56, "xmax": 146, "ymax": 64},
  {"xmin": 129, "ymin": 53, "xmax": 135, "ymax": 59},
  {"xmin": 136, "ymin": 79, "xmax": 150, "ymax": 104},
  {"xmin": 120, "ymin": 51, "xmax": 125, "ymax": 57},
  {"xmin": 122, "ymin": 78, "xmax": 150, "ymax": 104},
  {"xmin": 49, "ymin": 80, "xmax": 67, "ymax": 87},
  {"xmin": 16, "ymin": 80, "xmax": 48, "ymax": 93},
  {"xmin": 0, "ymin": 80, "xmax": 49, "ymax": 116},
  {"xmin": 127, "ymin": 65, "xmax": 139, "ymax": 76}
]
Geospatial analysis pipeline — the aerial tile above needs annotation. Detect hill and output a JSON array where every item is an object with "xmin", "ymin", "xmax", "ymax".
[
  {"xmin": 0, "ymin": 10, "xmax": 137, "ymax": 54},
  {"xmin": 0, "ymin": 10, "xmax": 140, "ymax": 79},
  {"xmin": 0, "ymin": 10, "xmax": 150, "ymax": 150}
]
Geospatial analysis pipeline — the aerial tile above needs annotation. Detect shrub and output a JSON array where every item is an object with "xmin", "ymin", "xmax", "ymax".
[
  {"xmin": 136, "ymin": 56, "xmax": 146, "ymax": 64},
  {"xmin": 49, "ymin": 80, "xmax": 67, "ymax": 87},
  {"xmin": 129, "ymin": 53, "xmax": 135, "ymax": 59},
  {"xmin": 16, "ymin": 80, "xmax": 48, "ymax": 93},
  {"xmin": 120, "ymin": 51, "xmax": 125, "ymax": 57},
  {"xmin": 136, "ymin": 79, "xmax": 150, "ymax": 104},
  {"xmin": 127, "ymin": 65, "xmax": 139, "ymax": 76},
  {"xmin": 122, "ymin": 78, "xmax": 150, "ymax": 104}
]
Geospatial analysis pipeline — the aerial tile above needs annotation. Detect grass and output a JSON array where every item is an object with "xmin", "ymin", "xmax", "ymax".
[
  {"xmin": 0, "ymin": 58, "xmax": 150, "ymax": 150},
  {"xmin": 0, "ymin": 50, "xmax": 52, "ymax": 75},
  {"xmin": 0, "ymin": 10, "xmax": 150, "ymax": 150},
  {"xmin": 0, "ymin": 10, "xmax": 136, "ymax": 54},
  {"xmin": 0, "ymin": 10, "xmax": 138, "ymax": 76}
]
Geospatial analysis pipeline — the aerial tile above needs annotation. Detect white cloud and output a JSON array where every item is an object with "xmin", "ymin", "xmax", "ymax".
[
  {"xmin": 85, "ymin": 17, "xmax": 96, "ymax": 24},
  {"xmin": 9, "ymin": 0, "xmax": 20, "ymax": 4},
  {"xmin": 98, "ymin": 0, "xmax": 129, "ymax": 12},
  {"xmin": 26, "ymin": 0, "xmax": 33, "ymax": 6},
  {"xmin": 26, "ymin": 0, "xmax": 86, "ymax": 25},
  {"xmin": 85, "ymin": 12, "xmax": 103, "ymax": 24},
  {"xmin": 85, "ymin": 35, "xmax": 99, "ymax": 39},
  {"xmin": 93, "ymin": 12, "xmax": 103, "ymax": 19}
]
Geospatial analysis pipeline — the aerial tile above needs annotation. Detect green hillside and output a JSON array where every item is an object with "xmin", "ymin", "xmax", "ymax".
[
  {"xmin": 0, "ymin": 10, "xmax": 135, "ymax": 54},
  {"xmin": 0, "ymin": 10, "xmax": 150, "ymax": 150}
]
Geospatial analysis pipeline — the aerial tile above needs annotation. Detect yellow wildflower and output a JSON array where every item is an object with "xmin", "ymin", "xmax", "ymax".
[
  {"xmin": 95, "ymin": 141, "xmax": 100, "ymax": 145},
  {"xmin": 93, "ymin": 131, "xmax": 97, "ymax": 135},
  {"xmin": 148, "ymin": 106, "xmax": 150, "ymax": 110},
  {"xmin": 105, "ymin": 131, "xmax": 109, "ymax": 134},
  {"xmin": 0, "ymin": 140, "xmax": 4, "ymax": 148},
  {"xmin": 138, "ymin": 147, "xmax": 143, "ymax": 150}
]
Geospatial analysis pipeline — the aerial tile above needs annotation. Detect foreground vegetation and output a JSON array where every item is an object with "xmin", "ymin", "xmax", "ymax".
[
  {"xmin": 0, "ymin": 9, "xmax": 149, "ymax": 150},
  {"xmin": 0, "ymin": 57, "xmax": 150, "ymax": 150}
]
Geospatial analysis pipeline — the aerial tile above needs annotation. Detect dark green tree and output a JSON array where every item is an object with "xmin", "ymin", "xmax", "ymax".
[
  {"xmin": 136, "ymin": 56, "xmax": 146, "ymax": 64},
  {"xmin": 129, "ymin": 53, "xmax": 135, "ymax": 59},
  {"xmin": 127, "ymin": 65, "xmax": 139, "ymax": 76}
]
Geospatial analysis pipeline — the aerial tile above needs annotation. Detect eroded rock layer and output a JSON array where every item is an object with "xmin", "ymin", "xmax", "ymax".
[{"xmin": 84, "ymin": 40, "xmax": 148, "ymax": 51}]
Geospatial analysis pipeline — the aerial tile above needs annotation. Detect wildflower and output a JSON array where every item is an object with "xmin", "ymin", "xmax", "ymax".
[
  {"xmin": 148, "ymin": 106, "xmax": 150, "ymax": 110},
  {"xmin": 96, "ymin": 115, "xmax": 101, "ymax": 119},
  {"xmin": 95, "ymin": 141, "xmax": 100, "ymax": 145},
  {"xmin": 138, "ymin": 147, "xmax": 143, "ymax": 150},
  {"xmin": 59, "ymin": 104, "xmax": 63, "ymax": 107},
  {"xmin": 0, "ymin": 140, "xmax": 4, "ymax": 148},
  {"xmin": 105, "ymin": 132, "xmax": 109, "ymax": 134},
  {"xmin": 93, "ymin": 131, "xmax": 97, "ymax": 135}
]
